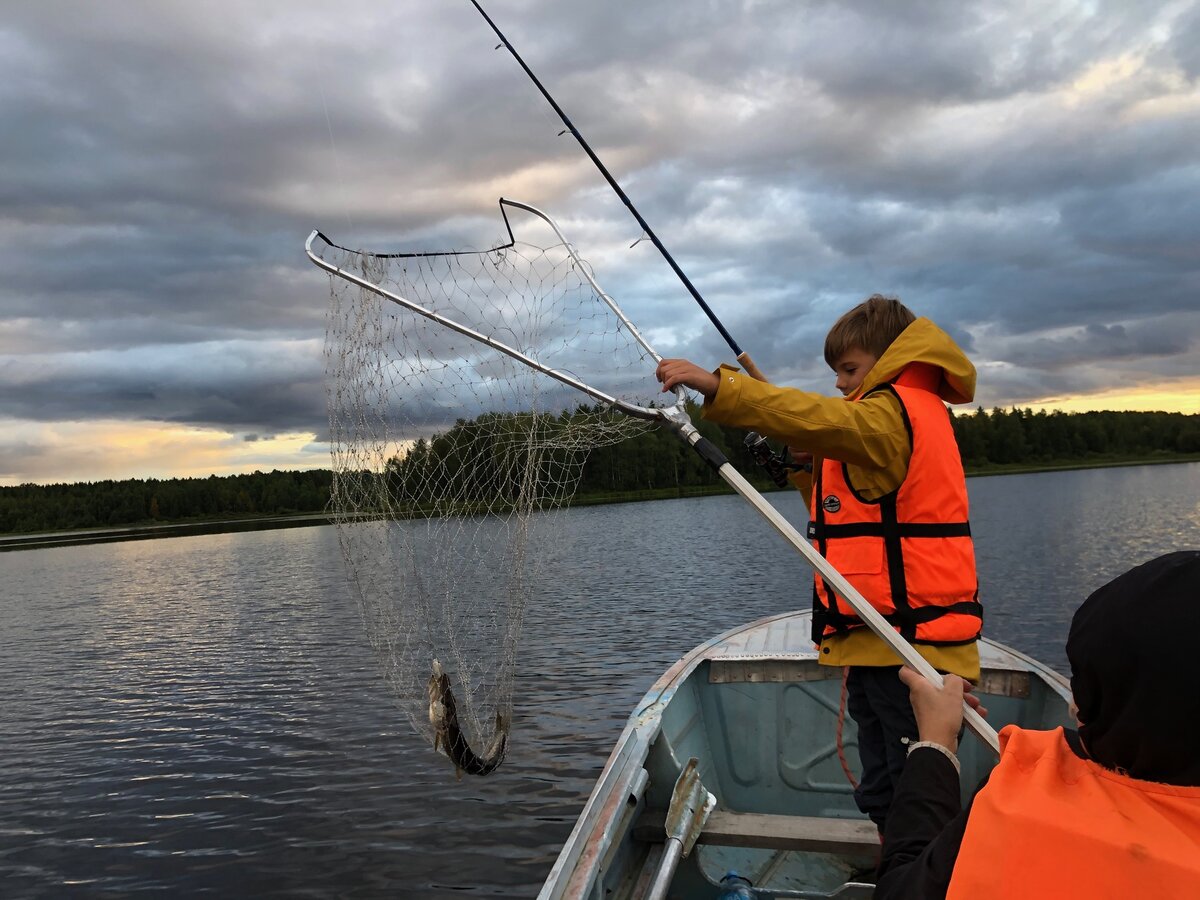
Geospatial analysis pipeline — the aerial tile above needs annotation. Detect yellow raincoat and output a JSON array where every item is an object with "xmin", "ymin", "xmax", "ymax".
[{"xmin": 702, "ymin": 318, "xmax": 980, "ymax": 680}]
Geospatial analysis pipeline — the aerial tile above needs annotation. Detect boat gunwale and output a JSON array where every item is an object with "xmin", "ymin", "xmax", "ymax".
[
  {"xmin": 539, "ymin": 608, "xmax": 1072, "ymax": 899},
  {"xmin": 637, "ymin": 609, "xmax": 1071, "ymax": 714}
]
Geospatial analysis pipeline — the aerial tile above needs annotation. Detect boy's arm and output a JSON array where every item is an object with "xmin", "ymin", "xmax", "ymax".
[{"xmin": 703, "ymin": 365, "xmax": 908, "ymax": 472}]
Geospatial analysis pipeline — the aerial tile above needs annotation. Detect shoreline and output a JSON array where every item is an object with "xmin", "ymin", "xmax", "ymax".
[
  {"xmin": 3, "ymin": 455, "xmax": 1196, "ymax": 553},
  {"xmin": 0, "ymin": 512, "xmax": 335, "ymax": 553}
]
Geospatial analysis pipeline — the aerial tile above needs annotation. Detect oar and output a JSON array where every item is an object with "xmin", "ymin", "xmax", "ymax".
[{"xmin": 645, "ymin": 757, "xmax": 715, "ymax": 900}]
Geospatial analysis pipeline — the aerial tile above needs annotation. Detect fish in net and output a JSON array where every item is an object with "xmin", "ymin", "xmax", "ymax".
[{"xmin": 316, "ymin": 200, "xmax": 668, "ymax": 777}]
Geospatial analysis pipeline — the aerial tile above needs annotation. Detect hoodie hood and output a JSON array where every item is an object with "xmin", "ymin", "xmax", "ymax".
[
  {"xmin": 1068, "ymin": 550, "xmax": 1200, "ymax": 786},
  {"xmin": 855, "ymin": 318, "xmax": 976, "ymax": 404}
]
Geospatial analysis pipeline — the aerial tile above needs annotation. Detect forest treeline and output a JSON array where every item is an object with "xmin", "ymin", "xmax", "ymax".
[
  {"xmin": 0, "ymin": 469, "xmax": 334, "ymax": 536},
  {"xmin": 2, "ymin": 406, "xmax": 1197, "ymax": 535}
]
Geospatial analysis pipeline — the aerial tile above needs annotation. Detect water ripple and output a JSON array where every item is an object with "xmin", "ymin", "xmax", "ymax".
[{"xmin": 1, "ymin": 463, "xmax": 1196, "ymax": 897}]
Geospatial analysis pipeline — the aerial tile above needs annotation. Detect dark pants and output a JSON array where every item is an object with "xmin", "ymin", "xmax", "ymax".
[{"xmin": 846, "ymin": 665, "xmax": 919, "ymax": 833}]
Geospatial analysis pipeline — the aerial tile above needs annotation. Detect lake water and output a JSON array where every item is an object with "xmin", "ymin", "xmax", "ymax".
[{"xmin": 2, "ymin": 463, "xmax": 1197, "ymax": 897}]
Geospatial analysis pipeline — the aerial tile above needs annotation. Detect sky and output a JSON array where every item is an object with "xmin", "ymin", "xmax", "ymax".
[{"xmin": 2, "ymin": 0, "xmax": 1198, "ymax": 486}]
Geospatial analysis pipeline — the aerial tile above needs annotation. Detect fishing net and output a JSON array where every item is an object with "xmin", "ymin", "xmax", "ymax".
[{"xmin": 317, "ymin": 202, "xmax": 666, "ymax": 775}]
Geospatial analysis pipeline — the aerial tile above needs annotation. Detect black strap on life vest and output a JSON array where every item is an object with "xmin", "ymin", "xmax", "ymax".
[
  {"xmin": 880, "ymin": 493, "xmax": 917, "ymax": 640},
  {"xmin": 810, "ymin": 460, "xmax": 843, "ymax": 643},
  {"xmin": 811, "ymin": 502, "xmax": 981, "ymax": 642},
  {"xmin": 808, "ymin": 521, "xmax": 973, "ymax": 540},
  {"xmin": 809, "ymin": 382, "xmax": 980, "ymax": 644}
]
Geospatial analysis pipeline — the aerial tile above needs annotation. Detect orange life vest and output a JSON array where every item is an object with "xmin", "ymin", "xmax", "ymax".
[
  {"xmin": 947, "ymin": 726, "xmax": 1200, "ymax": 899},
  {"xmin": 807, "ymin": 364, "xmax": 981, "ymax": 644}
]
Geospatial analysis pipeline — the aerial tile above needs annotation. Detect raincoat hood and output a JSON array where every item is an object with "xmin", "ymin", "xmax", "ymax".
[{"xmin": 854, "ymin": 317, "xmax": 976, "ymax": 404}]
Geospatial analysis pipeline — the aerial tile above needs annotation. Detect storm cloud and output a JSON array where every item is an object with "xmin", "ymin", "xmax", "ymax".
[{"xmin": 1, "ymin": 0, "xmax": 1196, "ymax": 482}]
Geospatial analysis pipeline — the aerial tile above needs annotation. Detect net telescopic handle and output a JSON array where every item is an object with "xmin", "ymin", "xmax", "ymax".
[
  {"xmin": 468, "ymin": 0, "xmax": 766, "ymax": 380},
  {"xmin": 662, "ymin": 410, "xmax": 1001, "ymax": 757}
]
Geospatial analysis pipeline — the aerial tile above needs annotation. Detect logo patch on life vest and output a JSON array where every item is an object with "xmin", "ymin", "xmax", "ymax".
[{"xmin": 822, "ymin": 494, "xmax": 841, "ymax": 513}]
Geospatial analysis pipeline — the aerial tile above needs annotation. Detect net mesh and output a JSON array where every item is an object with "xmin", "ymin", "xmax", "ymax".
[{"xmin": 320, "ymin": 207, "xmax": 664, "ymax": 774}]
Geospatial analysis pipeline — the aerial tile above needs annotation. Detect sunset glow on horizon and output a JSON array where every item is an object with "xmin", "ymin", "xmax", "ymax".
[
  {"xmin": 0, "ymin": 420, "xmax": 327, "ymax": 487},
  {"xmin": 1, "ymin": 2, "xmax": 1196, "ymax": 487},
  {"xmin": 2, "ymin": 378, "xmax": 1196, "ymax": 488}
]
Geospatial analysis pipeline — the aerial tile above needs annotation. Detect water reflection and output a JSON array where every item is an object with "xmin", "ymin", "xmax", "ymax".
[
  {"xmin": 968, "ymin": 465, "xmax": 1200, "ymax": 672},
  {"xmin": 1, "ymin": 463, "xmax": 1195, "ymax": 897}
]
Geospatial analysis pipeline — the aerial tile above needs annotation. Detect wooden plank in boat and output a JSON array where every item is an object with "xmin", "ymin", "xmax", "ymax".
[
  {"xmin": 708, "ymin": 659, "xmax": 838, "ymax": 684},
  {"xmin": 976, "ymin": 668, "xmax": 1031, "ymax": 698},
  {"xmin": 709, "ymin": 659, "xmax": 1033, "ymax": 698},
  {"xmin": 635, "ymin": 809, "xmax": 879, "ymax": 856}
]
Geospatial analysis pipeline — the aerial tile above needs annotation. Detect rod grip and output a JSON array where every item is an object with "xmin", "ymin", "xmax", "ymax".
[{"xmin": 735, "ymin": 351, "xmax": 768, "ymax": 383}]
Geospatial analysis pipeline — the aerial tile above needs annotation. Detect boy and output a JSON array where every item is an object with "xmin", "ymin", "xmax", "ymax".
[{"xmin": 655, "ymin": 295, "xmax": 981, "ymax": 835}]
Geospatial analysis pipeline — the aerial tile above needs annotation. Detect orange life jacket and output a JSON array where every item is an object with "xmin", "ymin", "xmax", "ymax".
[
  {"xmin": 807, "ymin": 364, "xmax": 981, "ymax": 644},
  {"xmin": 947, "ymin": 726, "xmax": 1200, "ymax": 899}
]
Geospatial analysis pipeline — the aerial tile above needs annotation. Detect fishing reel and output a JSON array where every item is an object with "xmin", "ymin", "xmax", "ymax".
[{"xmin": 744, "ymin": 431, "xmax": 808, "ymax": 488}]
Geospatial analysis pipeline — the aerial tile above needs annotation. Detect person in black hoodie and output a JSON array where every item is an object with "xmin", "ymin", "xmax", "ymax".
[{"xmin": 875, "ymin": 550, "xmax": 1200, "ymax": 899}]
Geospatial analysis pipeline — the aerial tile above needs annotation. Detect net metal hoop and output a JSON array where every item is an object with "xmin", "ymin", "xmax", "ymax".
[{"xmin": 307, "ymin": 198, "xmax": 687, "ymax": 423}]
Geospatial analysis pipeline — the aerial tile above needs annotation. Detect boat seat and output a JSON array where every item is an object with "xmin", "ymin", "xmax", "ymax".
[
  {"xmin": 634, "ymin": 809, "xmax": 879, "ymax": 857},
  {"xmin": 708, "ymin": 658, "xmax": 1033, "ymax": 698}
]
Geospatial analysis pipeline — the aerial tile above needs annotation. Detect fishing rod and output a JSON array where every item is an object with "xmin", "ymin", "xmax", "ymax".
[{"xmin": 467, "ymin": 0, "xmax": 768, "ymax": 382}]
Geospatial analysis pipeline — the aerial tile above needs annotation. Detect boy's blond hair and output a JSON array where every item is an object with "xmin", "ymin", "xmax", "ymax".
[{"xmin": 824, "ymin": 295, "xmax": 916, "ymax": 367}]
